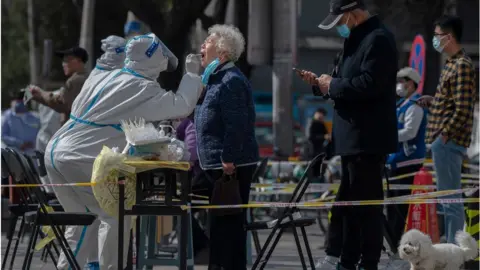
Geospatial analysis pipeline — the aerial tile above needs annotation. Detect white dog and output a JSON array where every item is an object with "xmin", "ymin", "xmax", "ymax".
[{"xmin": 398, "ymin": 229, "xmax": 478, "ymax": 270}]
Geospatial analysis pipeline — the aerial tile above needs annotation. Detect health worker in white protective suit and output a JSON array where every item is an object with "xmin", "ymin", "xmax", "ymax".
[
  {"xmin": 84, "ymin": 35, "xmax": 127, "ymax": 82},
  {"xmin": 37, "ymin": 36, "xmax": 127, "ymax": 201},
  {"xmin": 64, "ymin": 34, "xmax": 129, "ymax": 270},
  {"xmin": 44, "ymin": 33, "xmax": 203, "ymax": 270},
  {"xmin": 70, "ymin": 35, "xmax": 127, "ymax": 131}
]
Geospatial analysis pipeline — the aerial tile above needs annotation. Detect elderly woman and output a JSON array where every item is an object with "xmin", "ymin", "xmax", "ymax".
[{"xmin": 195, "ymin": 24, "xmax": 259, "ymax": 269}]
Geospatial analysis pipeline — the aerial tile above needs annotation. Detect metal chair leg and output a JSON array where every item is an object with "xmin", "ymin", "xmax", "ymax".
[
  {"xmin": 44, "ymin": 242, "xmax": 58, "ymax": 268},
  {"xmin": 22, "ymin": 224, "xmax": 40, "ymax": 270},
  {"xmin": 8, "ymin": 217, "xmax": 25, "ymax": 270},
  {"xmin": 50, "ymin": 239, "xmax": 61, "ymax": 257},
  {"xmin": 252, "ymin": 230, "xmax": 262, "ymax": 254},
  {"xmin": 27, "ymin": 225, "xmax": 42, "ymax": 269},
  {"xmin": 50, "ymin": 224, "xmax": 81, "ymax": 270},
  {"xmin": 41, "ymin": 245, "xmax": 48, "ymax": 262},
  {"xmin": 291, "ymin": 226, "xmax": 307, "ymax": 270},
  {"xmin": 258, "ymin": 227, "xmax": 285, "ymax": 270},
  {"xmin": 1, "ymin": 216, "xmax": 17, "ymax": 269},
  {"xmin": 251, "ymin": 225, "xmax": 281, "ymax": 269},
  {"xmin": 300, "ymin": 226, "xmax": 315, "ymax": 269}
]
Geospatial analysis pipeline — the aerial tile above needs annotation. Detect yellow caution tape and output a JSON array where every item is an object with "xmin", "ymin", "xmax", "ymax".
[{"xmin": 182, "ymin": 197, "xmax": 480, "ymax": 210}]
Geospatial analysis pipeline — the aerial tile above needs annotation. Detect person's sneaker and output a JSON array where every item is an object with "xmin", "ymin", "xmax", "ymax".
[
  {"xmin": 382, "ymin": 254, "xmax": 410, "ymax": 270},
  {"xmin": 315, "ymin": 256, "xmax": 340, "ymax": 269}
]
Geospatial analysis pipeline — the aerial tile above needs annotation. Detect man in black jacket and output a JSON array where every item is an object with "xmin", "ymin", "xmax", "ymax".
[{"xmin": 298, "ymin": 0, "xmax": 398, "ymax": 269}]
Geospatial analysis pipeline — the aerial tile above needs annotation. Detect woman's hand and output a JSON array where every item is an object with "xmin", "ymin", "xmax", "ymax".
[{"xmin": 222, "ymin": 162, "xmax": 235, "ymax": 175}]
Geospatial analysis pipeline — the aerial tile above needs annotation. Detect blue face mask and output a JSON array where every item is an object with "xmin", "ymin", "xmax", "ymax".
[
  {"xmin": 336, "ymin": 25, "xmax": 351, "ymax": 38},
  {"xmin": 432, "ymin": 36, "xmax": 449, "ymax": 53},
  {"xmin": 201, "ymin": 58, "xmax": 220, "ymax": 85},
  {"xmin": 336, "ymin": 14, "xmax": 352, "ymax": 39}
]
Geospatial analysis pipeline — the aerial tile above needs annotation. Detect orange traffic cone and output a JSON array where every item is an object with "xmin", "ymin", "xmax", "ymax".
[{"xmin": 404, "ymin": 167, "xmax": 440, "ymax": 243}]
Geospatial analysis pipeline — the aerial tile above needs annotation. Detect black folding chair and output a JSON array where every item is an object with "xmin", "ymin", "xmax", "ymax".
[
  {"xmin": 247, "ymin": 153, "xmax": 325, "ymax": 270},
  {"xmin": 1, "ymin": 149, "xmax": 65, "ymax": 269},
  {"xmin": 248, "ymin": 157, "xmax": 269, "ymax": 254},
  {"xmin": 23, "ymin": 153, "xmax": 64, "ymax": 262},
  {"xmin": 2, "ymin": 148, "xmax": 96, "ymax": 270}
]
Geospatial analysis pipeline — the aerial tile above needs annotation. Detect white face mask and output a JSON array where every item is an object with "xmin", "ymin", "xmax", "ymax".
[{"xmin": 396, "ymin": 83, "xmax": 408, "ymax": 97}]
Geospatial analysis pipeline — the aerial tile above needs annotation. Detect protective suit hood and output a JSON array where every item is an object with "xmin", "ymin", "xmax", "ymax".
[
  {"xmin": 95, "ymin": 35, "xmax": 126, "ymax": 71},
  {"xmin": 124, "ymin": 33, "xmax": 178, "ymax": 80}
]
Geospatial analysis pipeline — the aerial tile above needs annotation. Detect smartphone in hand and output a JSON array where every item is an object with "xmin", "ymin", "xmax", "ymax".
[{"xmin": 293, "ymin": 67, "xmax": 303, "ymax": 76}]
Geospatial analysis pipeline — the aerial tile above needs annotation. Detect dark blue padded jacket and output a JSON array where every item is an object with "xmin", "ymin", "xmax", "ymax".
[{"xmin": 195, "ymin": 62, "xmax": 259, "ymax": 170}]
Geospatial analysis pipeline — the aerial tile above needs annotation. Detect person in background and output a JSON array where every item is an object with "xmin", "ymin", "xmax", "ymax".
[
  {"xmin": 298, "ymin": 0, "xmax": 398, "ymax": 269},
  {"xmin": 417, "ymin": 15, "xmax": 476, "ymax": 244},
  {"xmin": 2, "ymin": 91, "xmax": 41, "ymax": 155},
  {"xmin": 385, "ymin": 67, "xmax": 427, "ymax": 268},
  {"xmin": 28, "ymin": 47, "xmax": 89, "ymax": 125},
  {"xmin": 176, "ymin": 112, "xmax": 201, "ymax": 177},
  {"xmin": 308, "ymin": 108, "xmax": 330, "ymax": 180},
  {"xmin": 195, "ymin": 24, "xmax": 259, "ymax": 270}
]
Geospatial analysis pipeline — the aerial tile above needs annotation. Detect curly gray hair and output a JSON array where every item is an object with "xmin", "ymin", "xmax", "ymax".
[{"xmin": 208, "ymin": 24, "xmax": 245, "ymax": 62}]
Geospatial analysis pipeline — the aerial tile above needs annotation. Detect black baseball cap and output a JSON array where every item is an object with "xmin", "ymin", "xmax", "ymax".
[
  {"xmin": 55, "ymin": 47, "xmax": 89, "ymax": 63},
  {"xmin": 318, "ymin": 0, "xmax": 365, "ymax": 30}
]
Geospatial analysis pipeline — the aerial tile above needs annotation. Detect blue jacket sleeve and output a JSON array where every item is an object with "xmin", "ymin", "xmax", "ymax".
[
  {"xmin": 1, "ymin": 113, "xmax": 23, "ymax": 148},
  {"xmin": 219, "ymin": 77, "xmax": 249, "ymax": 163},
  {"xmin": 328, "ymin": 35, "xmax": 397, "ymax": 101}
]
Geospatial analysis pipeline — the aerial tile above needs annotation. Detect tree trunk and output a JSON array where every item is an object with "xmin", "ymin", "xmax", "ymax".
[
  {"xmin": 27, "ymin": 0, "xmax": 40, "ymax": 85},
  {"xmin": 79, "ymin": 0, "xmax": 95, "ymax": 72}
]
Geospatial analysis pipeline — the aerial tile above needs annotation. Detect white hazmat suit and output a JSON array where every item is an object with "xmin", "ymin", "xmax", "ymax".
[
  {"xmin": 44, "ymin": 33, "xmax": 203, "ymax": 269},
  {"xmin": 38, "ymin": 36, "xmax": 126, "ymax": 199},
  {"xmin": 61, "ymin": 35, "xmax": 128, "ymax": 269}
]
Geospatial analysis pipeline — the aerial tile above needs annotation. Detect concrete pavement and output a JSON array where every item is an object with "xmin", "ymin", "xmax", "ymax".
[{"xmin": 1, "ymin": 224, "xmax": 396, "ymax": 269}]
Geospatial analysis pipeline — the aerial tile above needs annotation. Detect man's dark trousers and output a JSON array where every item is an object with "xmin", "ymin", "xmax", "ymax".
[{"xmin": 327, "ymin": 154, "xmax": 385, "ymax": 270}]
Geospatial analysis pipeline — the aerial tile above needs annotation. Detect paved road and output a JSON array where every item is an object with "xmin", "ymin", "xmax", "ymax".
[{"xmin": 1, "ymin": 221, "xmax": 395, "ymax": 270}]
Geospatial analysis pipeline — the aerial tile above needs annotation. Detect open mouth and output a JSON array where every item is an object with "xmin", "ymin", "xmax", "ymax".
[{"xmin": 201, "ymin": 52, "xmax": 205, "ymax": 60}]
